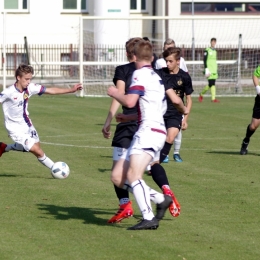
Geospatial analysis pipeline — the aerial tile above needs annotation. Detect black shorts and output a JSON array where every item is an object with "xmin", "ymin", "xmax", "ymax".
[
  {"xmin": 164, "ymin": 117, "xmax": 182, "ymax": 130},
  {"xmin": 252, "ymin": 95, "xmax": 260, "ymax": 119}
]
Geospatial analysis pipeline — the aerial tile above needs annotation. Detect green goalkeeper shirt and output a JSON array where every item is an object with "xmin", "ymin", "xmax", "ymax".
[
  {"xmin": 254, "ymin": 65, "xmax": 260, "ymax": 78},
  {"xmin": 204, "ymin": 47, "xmax": 218, "ymax": 80}
]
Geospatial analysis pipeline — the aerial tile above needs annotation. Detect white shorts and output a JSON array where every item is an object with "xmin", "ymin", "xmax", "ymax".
[
  {"xmin": 112, "ymin": 147, "xmax": 128, "ymax": 161},
  {"xmin": 126, "ymin": 125, "xmax": 166, "ymax": 162},
  {"xmin": 9, "ymin": 126, "xmax": 40, "ymax": 152}
]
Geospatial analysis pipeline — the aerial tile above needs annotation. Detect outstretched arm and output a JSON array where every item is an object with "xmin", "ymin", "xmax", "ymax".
[{"xmin": 44, "ymin": 83, "xmax": 82, "ymax": 94}]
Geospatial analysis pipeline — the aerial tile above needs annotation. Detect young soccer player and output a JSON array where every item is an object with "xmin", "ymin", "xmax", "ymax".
[
  {"xmin": 240, "ymin": 65, "xmax": 260, "ymax": 155},
  {"xmin": 199, "ymin": 37, "xmax": 220, "ymax": 103},
  {"xmin": 155, "ymin": 38, "xmax": 189, "ymax": 163},
  {"xmin": 105, "ymin": 39, "xmax": 189, "ymax": 223},
  {"xmin": 0, "ymin": 64, "xmax": 82, "ymax": 172},
  {"xmin": 102, "ymin": 37, "xmax": 142, "ymax": 223},
  {"xmin": 107, "ymin": 40, "xmax": 188, "ymax": 230}
]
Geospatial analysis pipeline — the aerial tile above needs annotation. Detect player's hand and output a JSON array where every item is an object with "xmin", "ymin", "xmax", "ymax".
[
  {"xmin": 256, "ymin": 85, "xmax": 260, "ymax": 95},
  {"xmin": 116, "ymin": 113, "xmax": 127, "ymax": 123},
  {"xmin": 71, "ymin": 83, "xmax": 83, "ymax": 92},
  {"xmin": 107, "ymin": 86, "xmax": 118, "ymax": 97},
  {"xmin": 181, "ymin": 121, "xmax": 188, "ymax": 130},
  {"xmin": 205, "ymin": 68, "xmax": 211, "ymax": 78},
  {"xmin": 102, "ymin": 124, "xmax": 111, "ymax": 139}
]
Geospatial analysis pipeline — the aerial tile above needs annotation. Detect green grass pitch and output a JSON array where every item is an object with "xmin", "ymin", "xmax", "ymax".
[{"xmin": 0, "ymin": 94, "xmax": 259, "ymax": 260}]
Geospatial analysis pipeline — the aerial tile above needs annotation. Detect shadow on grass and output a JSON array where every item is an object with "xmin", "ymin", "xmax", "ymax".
[
  {"xmin": 37, "ymin": 204, "xmax": 127, "ymax": 228},
  {"xmin": 207, "ymin": 151, "xmax": 260, "ymax": 156},
  {"xmin": 0, "ymin": 174, "xmax": 20, "ymax": 177}
]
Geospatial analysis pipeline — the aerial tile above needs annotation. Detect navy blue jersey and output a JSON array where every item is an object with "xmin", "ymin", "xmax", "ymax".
[
  {"xmin": 156, "ymin": 68, "xmax": 193, "ymax": 119},
  {"xmin": 112, "ymin": 62, "xmax": 138, "ymax": 148}
]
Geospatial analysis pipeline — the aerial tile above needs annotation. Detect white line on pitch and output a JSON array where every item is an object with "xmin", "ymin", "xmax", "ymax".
[{"xmin": 41, "ymin": 142, "xmax": 111, "ymax": 149}]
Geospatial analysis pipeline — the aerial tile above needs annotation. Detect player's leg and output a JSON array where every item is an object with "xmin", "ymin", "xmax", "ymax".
[
  {"xmin": 198, "ymin": 80, "xmax": 210, "ymax": 102},
  {"xmin": 6, "ymin": 128, "xmax": 54, "ymax": 169},
  {"xmin": 209, "ymin": 79, "xmax": 219, "ymax": 102},
  {"xmin": 108, "ymin": 151, "xmax": 133, "ymax": 223},
  {"xmin": 240, "ymin": 118, "xmax": 260, "ymax": 155},
  {"xmin": 127, "ymin": 131, "xmax": 171, "ymax": 230},
  {"xmin": 161, "ymin": 120, "xmax": 180, "ymax": 163},
  {"xmin": 150, "ymin": 161, "xmax": 181, "ymax": 217},
  {"xmin": 173, "ymin": 130, "xmax": 183, "ymax": 162}
]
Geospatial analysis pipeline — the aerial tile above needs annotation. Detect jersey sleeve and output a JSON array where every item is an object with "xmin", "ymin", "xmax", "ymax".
[
  {"xmin": 254, "ymin": 65, "xmax": 260, "ymax": 78},
  {"xmin": 128, "ymin": 70, "xmax": 145, "ymax": 96},
  {"xmin": 0, "ymin": 92, "xmax": 7, "ymax": 103},
  {"xmin": 203, "ymin": 48, "xmax": 208, "ymax": 68},
  {"xmin": 183, "ymin": 71, "xmax": 194, "ymax": 95},
  {"xmin": 113, "ymin": 65, "xmax": 126, "ymax": 85},
  {"xmin": 28, "ymin": 83, "xmax": 46, "ymax": 96}
]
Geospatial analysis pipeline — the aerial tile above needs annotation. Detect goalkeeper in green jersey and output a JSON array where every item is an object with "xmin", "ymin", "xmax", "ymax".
[
  {"xmin": 198, "ymin": 38, "xmax": 220, "ymax": 103},
  {"xmin": 240, "ymin": 65, "xmax": 260, "ymax": 155}
]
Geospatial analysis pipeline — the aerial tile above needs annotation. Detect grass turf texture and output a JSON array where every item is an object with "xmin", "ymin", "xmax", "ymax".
[{"xmin": 0, "ymin": 95, "xmax": 260, "ymax": 260}]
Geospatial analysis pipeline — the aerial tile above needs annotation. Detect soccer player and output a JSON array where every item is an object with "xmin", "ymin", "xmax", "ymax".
[
  {"xmin": 155, "ymin": 38, "xmax": 188, "ymax": 163},
  {"xmin": 107, "ymin": 40, "xmax": 188, "ymax": 230},
  {"xmin": 240, "ymin": 65, "xmax": 260, "ymax": 155},
  {"xmin": 104, "ymin": 38, "xmax": 188, "ymax": 224},
  {"xmin": 198, "ymin": 38, "xmax": 220, "ymax": 103},
  {"xmin": 0, "ymin": 64, "xmax": 82, "ymax": 172},
  {"xmin": 102, "ymin": 37, "xmax": 142, "ymax": 223}
]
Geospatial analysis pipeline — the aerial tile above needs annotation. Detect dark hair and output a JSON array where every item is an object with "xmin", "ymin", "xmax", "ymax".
[
  {"xmin": 15, "ymin": 64, "xmax": 34, "ymax": 81},
  {"xmin": 163, "ymin": 47, "xmax": 181, "ymax": 61},
  {"xmin": 211, "ymin": 38, "xmax": 217, "ymax": 42},
  {"xmin": 143, "ymin": 37, "xmax": 150, "ymax": 42}
]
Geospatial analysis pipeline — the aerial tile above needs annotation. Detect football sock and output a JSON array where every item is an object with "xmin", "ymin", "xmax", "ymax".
[
  {"xmin": 150, "ymin": 163, "xmax": 170, "ymax": 189},
  {"xmin": 200, "ymin": 85, "xmax": 209, "ymax": 96},
  {"xmin": 211, "ymin": 85, "xmax": 216, "ymax": 100},
  {"xmin": 159, "ymin": 142, "xmax": 172, "ymax": 163},
  {"xmin": 149, "ymin": 187, "xmax": 165, "ymax": 204},
  {"xmin": 131, "ymin": 179, "xmax": 154, "ymax": 220},
  {"xmin": 113, "ymin": 184, "xmax": 130, "ymax": 205},
  {"xmin": 244, "ymin": 124, "xmax": 255, "ymax": 142},
  {"xmin": 174, "ymin": 130, "xmax": 182, "ymax": 154},
  {"xmin": 38, "ymin": 154, "xmax": 54, "ymax": 169},
  {"xmin": 6, "ymin": 143, "xmax": 26, "ymax": 152}
]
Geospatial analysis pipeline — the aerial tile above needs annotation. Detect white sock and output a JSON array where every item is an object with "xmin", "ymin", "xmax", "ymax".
[
  {"xmin": 131, "ymin": 179, "xmax": 154, "ymax": 220},
  {"xmin": 38, "ymin": 154, "xmax": 54, "ymax": 169},
  {"xmin": 174, "ymin": 130, "xmax": 182, "ymax": 154},
  {"xmin": 149, "ymin": 187, "xmax": 165, "ymax": 204}
]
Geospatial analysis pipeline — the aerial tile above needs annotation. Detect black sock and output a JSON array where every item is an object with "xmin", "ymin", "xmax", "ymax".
[
  {"xmin": 150, "ymin": 163, "xmax": 169, "ymax": 189},
  {"xmin": 244, "ymin": 124, "xmax": 255, "ymax": 142},
  {"xmin": 114, "ymin": 184, "xmax": 129, "ymax": 200},
  {"xmin": 159, "ymin": 142, "xmax": 172, "ymax": 163}
]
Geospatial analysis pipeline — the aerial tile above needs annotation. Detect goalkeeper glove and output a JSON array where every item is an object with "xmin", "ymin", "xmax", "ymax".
[
  {"xmin": 255, "ymin": 85, "xmax": 260, "ymax": 95},
  {"xmin": 205, "ymin": 68, "xmax": 211, "ymax": 78}
]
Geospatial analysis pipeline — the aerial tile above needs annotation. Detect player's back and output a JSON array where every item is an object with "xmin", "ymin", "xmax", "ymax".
[{"xmin": 130, "ymin": 66, "xmax": 166, "ymax": 127}]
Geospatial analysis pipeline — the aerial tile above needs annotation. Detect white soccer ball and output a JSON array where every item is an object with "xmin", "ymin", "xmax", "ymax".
[{"xmin": 51, "ymin": 161, "xmax": 70, "ymax": 179}]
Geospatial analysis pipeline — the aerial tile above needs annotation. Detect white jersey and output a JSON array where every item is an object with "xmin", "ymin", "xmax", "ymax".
[
  {"xmin": 155, "ymin": 57, "xmax": 188, "ymax": 72},
  {"xmin": 0, "ymin": 83, "xmax": 46, "ymax": 134},
  {"xmin": 128, "ymin": 65, "xmax": 166, "ymax": 130}
]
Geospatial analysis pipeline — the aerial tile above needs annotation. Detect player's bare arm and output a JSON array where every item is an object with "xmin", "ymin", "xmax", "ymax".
[
  {"xmin": 107, "ymin": 86, "xmax": 139, "ymax": 108},
  {"xmin": 45, "ymin": 83, "xmax": 82, "ymax": 94},
  {"xmin": 115, "ymin": 113, "xmax": 138, "ymax": 123},
  {"xmin": 165, "ymin": 88, "xmax": 189, "ymax": 115},
  {"xmin": 182, "ymin": 94, "xmax": 192, "ymax": 130},
  {"xmin": 102, "ymin": 80, "xmax": 125, "ymax": 139}
]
